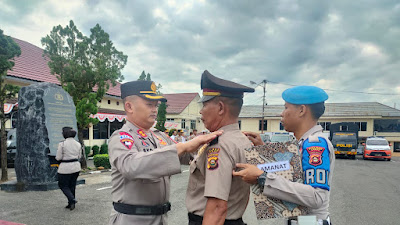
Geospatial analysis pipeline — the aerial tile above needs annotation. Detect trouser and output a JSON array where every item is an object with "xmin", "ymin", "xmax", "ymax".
[
  {"xmin": 287, "ymin": 216, "xmax": 331, "ymax": 225},
  {"xmin": 188, "ymin": 213, "xmax": 246, "ymax": 225},
  {"xmin": 58, "ymin": 172, "xmax": 79, "ymax": 204}
]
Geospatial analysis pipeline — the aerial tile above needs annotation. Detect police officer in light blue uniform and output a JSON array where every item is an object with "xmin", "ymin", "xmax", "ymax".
[{"xmin": 234, "ymin": 86, "xmax": 334, "ymax": 225}]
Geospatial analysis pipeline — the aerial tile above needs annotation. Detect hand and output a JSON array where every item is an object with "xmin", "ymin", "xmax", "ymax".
[
  {"xmin": 232, "ymin": 163, "xmax": 264, "ymax": 184},
  {"xmin": 176, "ymin": 130, "xmax": 223, "ymax": 156},
  {"xmin": 242, "ymin": 131, "xmax": 264, "ymax": 146}
]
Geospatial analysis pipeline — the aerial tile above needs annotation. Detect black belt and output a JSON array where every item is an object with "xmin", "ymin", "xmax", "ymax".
[
  {"xmin": 113, "ymin": 202, "xmax": 171, "ymax": 215},
  {"xmin": 60, "ymin": 159, "xmax": 79, "ymax": 163},
  {"xmin": 188, "ymin": 213, "xmax": 246, "ymax": 225}
]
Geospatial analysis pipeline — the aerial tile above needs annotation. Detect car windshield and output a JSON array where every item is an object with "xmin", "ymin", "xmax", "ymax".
[
  {"xmin": 271, "ymin": 135, "xmax": 290, "ymax": 143},
  {"xmin": 367, "ymin": 139, "xmax": 388, "ymax": 145}
]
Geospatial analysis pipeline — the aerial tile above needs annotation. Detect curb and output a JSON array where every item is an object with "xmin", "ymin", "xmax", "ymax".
[{"xmin": 80, "ymin": 169, "xmax": 111, "ymax": 175}]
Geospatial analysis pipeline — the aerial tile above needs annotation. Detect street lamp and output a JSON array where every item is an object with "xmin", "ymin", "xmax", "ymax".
[{"xmin": 250, "ymin": 80, "xmax": 267, "ymax": 133}]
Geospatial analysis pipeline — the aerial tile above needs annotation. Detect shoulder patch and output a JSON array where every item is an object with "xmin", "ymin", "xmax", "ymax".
[
  {"xmin": 306, "ymin": 146, "xmax": 325, "ymax": 166},
  {"xmin": 207, "ymin": 148, "xmax": 220, "ymax": 170},
  {"xmin": 120, "ymin": 132, "xmax": 134, "ymax": 150}
]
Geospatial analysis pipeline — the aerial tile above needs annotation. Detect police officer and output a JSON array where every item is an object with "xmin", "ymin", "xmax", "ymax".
[
  {"xmin": 108, "ymin": 80, "xmax": 222, "ymax": 225},
  {"xmin": 186, "ymin": 70, "xmax": 254, "ymax": 225},
  {"xmin": 233, "ymin": 86, "xmax": 334, "ymax": 225}
]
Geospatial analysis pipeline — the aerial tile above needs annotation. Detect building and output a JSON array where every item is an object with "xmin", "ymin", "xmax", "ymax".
[
  {"xmin": 239, "ymin": 103, "xmax": 400, "ymax": 155},
  {"xmin": 4, "ymin": 37, "xmax": 204, "ymax": 147}
]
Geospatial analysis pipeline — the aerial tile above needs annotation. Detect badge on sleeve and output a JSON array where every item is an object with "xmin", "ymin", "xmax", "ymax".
[
  {"xmin": 137, "ymin": 129, "xmax": 148, "ymax": 138},
  {"xmin": 306, "ymin": 146, "xmax": 325, "ymax": 166},
  {"xmin": 207, "ymin": 148, "xmax": 220, "ymax": 170},
  {"xmin": 120, "ymin": 132, "xmax": 134, "ymax": 150}
]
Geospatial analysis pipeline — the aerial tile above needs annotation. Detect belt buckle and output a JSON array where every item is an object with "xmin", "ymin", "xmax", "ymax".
[{"xmin": 162, "ymin": 202, "xmax": 171, "ymax": 213}]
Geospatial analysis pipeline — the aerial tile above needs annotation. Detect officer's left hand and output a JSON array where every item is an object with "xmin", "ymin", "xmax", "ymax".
[{"xmin": 232, "ymin": 163, "xmax": 264, "ymax": 184}]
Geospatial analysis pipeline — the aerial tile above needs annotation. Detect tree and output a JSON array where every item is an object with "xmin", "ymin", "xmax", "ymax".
[
  {"xmin": 41, "ymin": 20, "xmax": 127, "ymax": 168},
  {"xmin": 137, "ymin": 71, "xmax": 167, "ymax": 131},
  {"xmin": 0, "ymin": 29, "xmax": 21, "ymax": 181}
]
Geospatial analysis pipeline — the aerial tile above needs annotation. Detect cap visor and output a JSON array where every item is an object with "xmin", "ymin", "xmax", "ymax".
[{"xmin": 198, "ymin": 95, "xmax": 216, "ymax": 103}]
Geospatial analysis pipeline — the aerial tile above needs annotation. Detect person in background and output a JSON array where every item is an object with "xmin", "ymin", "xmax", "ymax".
[
  {"xmin": 56, "ymin": 127, "xmax": 81, "ymax": 210},
  {"xmin": 233, "ymin": 86, "xmax": 334, "ymax": 225},
  {"xmin": 170, "ymin": 130, "xmax": 177, "ymax": 141}
]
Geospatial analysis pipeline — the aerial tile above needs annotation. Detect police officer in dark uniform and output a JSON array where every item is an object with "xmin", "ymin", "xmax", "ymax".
[
  {"xmin": 234, "ymin": 86, "xmax": 334, "ymax": 225},
  {"xmin": 186, "ymin": 70, "xmax": 254, "ymax": 225},
  {"xmin": 108, "ymin": 80, "xmax": 222, "ymax": 225}
]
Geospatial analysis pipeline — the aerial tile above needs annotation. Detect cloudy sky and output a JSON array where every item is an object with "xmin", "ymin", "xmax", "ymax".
[{"xmin": 1, "ymin": 0, "xmax": 400, "ymax": 107}]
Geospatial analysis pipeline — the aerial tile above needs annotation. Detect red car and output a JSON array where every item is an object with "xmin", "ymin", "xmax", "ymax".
[{"xmin": 363, "ymin": 137, "xmax": 392, "ymax": 161}]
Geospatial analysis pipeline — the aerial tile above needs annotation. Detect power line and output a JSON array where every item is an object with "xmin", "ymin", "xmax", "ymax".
[{"xmin": 266, "ymin": 80, "xmax": 400, "ymax": 96}]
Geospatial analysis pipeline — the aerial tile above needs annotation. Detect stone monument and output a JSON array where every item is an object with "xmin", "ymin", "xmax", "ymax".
[{"xmin": 1, "ymin": 82, "xmax": 84, "ymax": 191}]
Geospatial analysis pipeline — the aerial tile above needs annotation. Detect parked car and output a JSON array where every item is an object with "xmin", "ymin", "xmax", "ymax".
[
  {"xmin": 0, "ymin": 128, "xmax": 17, "ymax": 167},
  {"xmin": 363, "ymin": 136, "xmax": 391, "ymax": 161}
]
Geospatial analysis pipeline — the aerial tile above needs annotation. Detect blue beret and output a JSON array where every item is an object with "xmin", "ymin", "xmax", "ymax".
[{"xmin": 282, "ymin": 86, "xmax": 328, "ymax": 105}]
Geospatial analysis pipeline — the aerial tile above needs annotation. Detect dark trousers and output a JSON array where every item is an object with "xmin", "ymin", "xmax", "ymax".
[
  {"xmin": 58, "ymin": 172, "xmax": 79, "ymax": 204},
  {"xmin": 188, "ymin": 213, "xmax": 246, "ymax": 225}
]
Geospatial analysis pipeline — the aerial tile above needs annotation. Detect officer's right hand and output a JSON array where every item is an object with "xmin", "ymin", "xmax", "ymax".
[
  {"xmin": 176, "ymin": 131, "xmax": 223, "ymax": 156},
  {"xmin": 242, "ymin": 131, "xmax": 264, "ymax": 146}
]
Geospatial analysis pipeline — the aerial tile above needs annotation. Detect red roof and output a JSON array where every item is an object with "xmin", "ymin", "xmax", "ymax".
[
  {"xmin": 7, "ymin": 37, "xmax": 121, "ymax": 97},
  {"xmin": 164, "ymin": 93, "xmax": 199, "ymax": 114}
]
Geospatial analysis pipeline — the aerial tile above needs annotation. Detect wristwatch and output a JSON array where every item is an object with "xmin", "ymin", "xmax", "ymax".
[{"xmin": 257, "ymin": 171, "xmax": 268, "ymax": 190}]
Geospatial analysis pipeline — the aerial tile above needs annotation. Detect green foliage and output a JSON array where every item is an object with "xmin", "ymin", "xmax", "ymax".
[
  {"xmin": 92, "ymin": 145, "xmax": 100, "ymax": 156},
  {"xmin": 41, "ymin": 20, "xmax": 128, "ymax": 136},
  {"xmin": 93, "ymin": 154, "xmax": 111, "ymax": 169},
  {"xmin": 100, "ymin": 144, "xmax": 108, "ymax": 154},
  {"xmin": 85, "ymin": 146, "xmax": 91, "ymax": 157},
  {"xmin": 155, "ymin": 102, "xmax": 167, "ymax": 131},
  {"xmin": 0, "ymin": 29, "xmax": 21, "ymax": 181}
]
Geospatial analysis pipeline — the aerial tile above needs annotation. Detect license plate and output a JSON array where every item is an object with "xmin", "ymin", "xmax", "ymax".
[{"xmin": 375, "ymin": 153, "xmax": 382, "ymax": 156}]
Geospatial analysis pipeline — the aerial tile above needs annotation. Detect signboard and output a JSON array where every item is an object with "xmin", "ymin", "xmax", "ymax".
[{"xmin": 43, "ymin": 87, "xmax": 78, "ymax": 156}]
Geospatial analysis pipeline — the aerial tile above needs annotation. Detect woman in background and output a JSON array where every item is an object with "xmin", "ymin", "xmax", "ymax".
[{"xmin": 56, "ymin": 127, "xmax": 81, "ymax": 210}]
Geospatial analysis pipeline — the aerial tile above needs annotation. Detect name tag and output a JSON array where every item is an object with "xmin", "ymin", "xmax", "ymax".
[{"xmin": 257, "ymin": 161, "xmax": 290, "ymax": 173}]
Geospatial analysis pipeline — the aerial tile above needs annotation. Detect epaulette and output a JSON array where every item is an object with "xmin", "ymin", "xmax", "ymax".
[{"xmin": 210, "ymin": 136, "xmax": 219, "ymax": 146}]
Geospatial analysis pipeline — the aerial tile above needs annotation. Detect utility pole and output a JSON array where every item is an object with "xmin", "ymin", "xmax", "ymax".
[
  {"xmin": 250, "ymin": 80, "xmax": 267, "ymax": 134},
  {"xmin": 261, "ymin": 80, "xmax": 267, "ymax": 133}
]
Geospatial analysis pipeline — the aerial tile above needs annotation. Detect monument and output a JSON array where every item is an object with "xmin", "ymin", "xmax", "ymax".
[{"xmin": 1, "ymin": 82, "xmax": 84, "ymax": 191}]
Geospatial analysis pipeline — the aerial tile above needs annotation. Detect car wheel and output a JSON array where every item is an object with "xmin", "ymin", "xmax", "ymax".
[{"xmin": 387, "ymin": 158, "xmax": 391, "ymax": 161}]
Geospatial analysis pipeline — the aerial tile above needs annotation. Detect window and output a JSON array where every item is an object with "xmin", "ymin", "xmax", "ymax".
[
  {"xmin": 116, "ymin": 101, "xmax": 120, "ymax": 106},
  {"xmin": 280, "ymin": 122, "xmax": 284, "ymax": 130},
  {"xmin": 374, "ymin": 119, "xmax": 400, "ymax": 132},
  {"xmin": 359, "ymin": 122, "xmax": 367, "ymax": 131},
  {"xmin": 166, "ymin": 118, "xmax": 175, "ymax": 122},
  {"xmin": 181, "ymin": 119, "xmax": 186, "ymax": 129},
  {"xmin": 394, "ymin": 142, "xmax": 400, "ymax": 152},
  {"xmin": 317, "ymin": 122, "xmax": 331, "ymax": 131},
  {"xmin": 238, "ymin": 120, "xmax": 241, "ymax": 130},
  {"xmin": 340, "ymin": 125, "xmax": 348, "ymax": 131},
  {"xmin": 259, "ymin": 120, "xmax": 267, "ymax": 131},
  {"xmin": 93, "ymin": 121, "xmax": 108, "ymax": 139},
  {"xmin": 108, "ymin": 100, "xmax": 111, "ymax": 104},
  {"xmin": 190, "ymin": 120, "xmax": 196, "ymax": 130}
]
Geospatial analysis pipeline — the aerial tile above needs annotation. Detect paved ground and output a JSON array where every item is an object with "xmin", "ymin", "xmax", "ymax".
[{"xmin": 1, "ymin": 157, "xmax": 400, "ymax": 225}]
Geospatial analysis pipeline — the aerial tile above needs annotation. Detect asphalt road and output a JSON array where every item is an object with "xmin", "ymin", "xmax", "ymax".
[{"xmin": 1, "ymin": 156, "xmax": 399, "ymax": 225}]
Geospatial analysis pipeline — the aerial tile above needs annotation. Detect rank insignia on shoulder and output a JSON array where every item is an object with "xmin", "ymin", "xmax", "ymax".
[
  {"xmin": 137, "ymin": 129, "xmax": 148, "ymax": 138},
  {"xmin": 120, "ymin": 132, "xmax": 134, "ymax": 150},
  {"xmin": 306, "ymin": 146, "xmax": 325, "ymax": 166},
  {"xmin": 207, "ymin": 148, "xmax": 220, "ymax": 170}
]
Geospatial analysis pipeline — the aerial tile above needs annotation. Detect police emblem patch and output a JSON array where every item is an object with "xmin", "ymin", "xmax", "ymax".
[
  {"xmin": 120, "ymin": 132, "xmax": 134, "ymax": 150},
  {"xmin": 207, "ymin": 148, "xmax": 220, "ymax": 170},
  {"xmin": 306, "ymin": 146, "xmax": 325, "ymax": 166}
]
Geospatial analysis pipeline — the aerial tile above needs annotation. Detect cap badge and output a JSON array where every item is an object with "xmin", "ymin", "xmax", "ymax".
[{"xmin": 151, "ymin": 82, "xmax": 157, "ymax": 92}]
